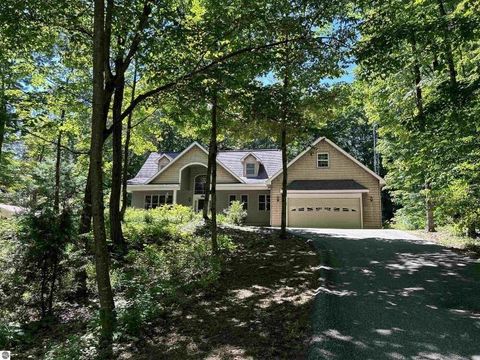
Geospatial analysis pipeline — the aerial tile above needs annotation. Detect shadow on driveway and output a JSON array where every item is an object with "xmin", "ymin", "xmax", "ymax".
[{"xmin": 292, "ymin": 229, "xmax": 480, "ymax": 360}]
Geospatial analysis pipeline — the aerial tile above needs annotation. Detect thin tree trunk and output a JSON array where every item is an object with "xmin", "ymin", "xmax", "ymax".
[
  {"xmin": 436, "ymin": 0, "xmax": 458, "ymax": 94},
  {"xmin": 0, "ymin": 75, "xmax": 6, "ymax": 166},
  {"xmin": 120, "ymin": 63, "xmax": 138, "ymax": 220},
  {"xmin": 425, "ymin": 182, "xmax": 436, "ymax": 232},
  {"xmin": 91, "ymin": 0, "xmax": 115, "ymax": 356},
  {"xmin": 280, "ymin": 51, "xmax": 290, "ymax": 240},
  {"xmin": 79, "ymin": 170, "xmax": 93, "ymax": 234},
  {"xmin": 203, "ymin": 93, "xmax": 215, "ymax": 221},
  {"xmin": 47, "ymin": 254, "xmax": 59, "ymax": 316},
  {"xmin": 280, "ymin": 126, "xmax": 288, "ymax": 239},
  {"xmin": 109, "ymin": 72, "xmax": 126, "ymax": 253},
  {"xmin": 210, "ymin": 90, "xmax": 218, "ymax": 255},
  {"xmin": 410, "ymin": 32, "xmax": 425, "ymax": 130},
  {"xmin": 54, "ymin": 110, "xmax": 65, "ymax": 214}
]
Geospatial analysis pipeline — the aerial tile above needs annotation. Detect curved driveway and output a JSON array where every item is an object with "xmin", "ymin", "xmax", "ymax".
[{"xmin": 291, "ymin": 229, "xmax": 480, "ymax": 360}]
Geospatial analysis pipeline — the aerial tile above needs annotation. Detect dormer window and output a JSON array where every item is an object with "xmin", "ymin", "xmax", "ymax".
[
  {"xmin": 246, "ymin": 163, "xmax": 256, "ymax": 177},
  {"xmin": 241, "ymin": 152, "xmax": 261, "ymax": 178},
  {"xmin": 157, "ymin": 154, "xmax": 171, "ymax": 171}
]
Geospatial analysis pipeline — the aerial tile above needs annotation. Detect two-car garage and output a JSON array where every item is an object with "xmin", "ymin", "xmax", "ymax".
[{"xmin": 285, "ymin": 180, "xmax": 367, "ymax": 229}]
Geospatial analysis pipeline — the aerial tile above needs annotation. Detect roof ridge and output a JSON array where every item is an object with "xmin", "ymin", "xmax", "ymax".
[{"xmin": 218, "ymin": 149, "xmax": 280, "ymax": 152}]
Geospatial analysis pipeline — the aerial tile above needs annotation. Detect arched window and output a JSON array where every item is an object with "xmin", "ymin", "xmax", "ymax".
[{"xmin": 194, "ymin": 174, "xmax": 207, "ymax": 194}]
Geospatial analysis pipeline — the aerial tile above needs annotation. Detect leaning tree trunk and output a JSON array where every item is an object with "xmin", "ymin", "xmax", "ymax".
[
  {"xmin": 280, "ymin": 125, "xmax": 288, "ymax": 239},
  {"xmin": 79, "ymin": 170, "xmax": 93, "ymax": 234},
  {"xmin": 109, "ymin": 72, "xmax": 126, "ymax": 253},
  {"xmin": 210, "ymin": 90, "xmax": 219, "ymax": 255},
  {"xmin": 91, "ymin": 0, "xmax": 115, "ymax": 356}
]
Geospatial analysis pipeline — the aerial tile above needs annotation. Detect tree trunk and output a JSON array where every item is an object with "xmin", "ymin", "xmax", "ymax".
[
  {"xmin": 79, "ymin": 170, "xmax": 93, "ymax": 234},
  {"xmin": 436, "ymin": 0, "xmax": 458, "ymax": 95},
  {"xmin": 120, "ymin": 63, "xmax": 138, "ymax": 221},
  {"xmin": 425, "ymin": 182, "xmax": 436, "ymax": 232},
  {"xmin": 54, "ymin": 110, "xmax": 65, "ymax": 214},
  {"xmin": 409, "ymin": 32, "xmax": 425, "ymax": 130},
  {"xmin": 203, "ymin": 97, "xmax": 215, "ymax": 221},
  {"xmin": 91, "ymin": 0, "xmax": 115, "ymax": 356},
  {"xmin": 210, "ymin": 90, "xmax": 218, "ymax": 255},
  {"xmin": 280, "ymin": 126, "xmax": 288, "ymax": 239},
  {"xmin": 0, "ymin": 74, "xmax": 7, "ymax": 166},
  {"xmin": 109, "ymin": 72, "xmax": 126, "ymax": 253}
]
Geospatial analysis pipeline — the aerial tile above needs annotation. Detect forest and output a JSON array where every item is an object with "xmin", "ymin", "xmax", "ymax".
[{"xmin": 0, "ymin": 0, "xmax": 479, "ymax": 358}]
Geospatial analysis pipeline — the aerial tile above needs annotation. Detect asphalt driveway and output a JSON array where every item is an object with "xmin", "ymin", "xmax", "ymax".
[{"xmin": 290, "ymin": 228, "xmax": 480, "ymax": 360}]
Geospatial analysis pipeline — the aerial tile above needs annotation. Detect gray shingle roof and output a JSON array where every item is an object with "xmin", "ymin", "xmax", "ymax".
[
  {"xmin": 128, "ymin": 152, "xmax": 180, "ymax": 184},
  {"xmin": 287, "ymin": 180, "xmax": 367, "ymax": 191},
  {"xmin": 128, "ymin": 148, "xmax": 282, "ymax": 185}
]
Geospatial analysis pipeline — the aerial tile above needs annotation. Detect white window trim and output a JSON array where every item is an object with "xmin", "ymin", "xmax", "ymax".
[
  {"xmin": 245, "ymin": 162, "xmax": 256, "ymax": 177},
  {"xmin": 228, "ymin": 194, "xmax": 237, "ymax": 205},
  {"xmin": 144, "ymin": 192, "xmax": 173, "ymax": 209},
  {"xmin": 241, "ymin": 194, "xmax": 248, "ymax": 210},
  {"xmin": 193, "ymin": 174, "xmax": 207, "ymax": 195},
  {"xmin": 258, "ymin": 194, "xmax": 270, "ymax": 212},
  {"xmin": 317, "ymin": 152, "xmax": 330, "ymax": 168}
]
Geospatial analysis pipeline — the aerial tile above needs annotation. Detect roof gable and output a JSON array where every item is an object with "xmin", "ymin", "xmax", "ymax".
[
  {"xmin": 146, "ymin": 142, "xmax": 245, "ymax": 184},
  {"xmin": 267, "ymin": 137, "xmax": 385, "ymax": 185}
]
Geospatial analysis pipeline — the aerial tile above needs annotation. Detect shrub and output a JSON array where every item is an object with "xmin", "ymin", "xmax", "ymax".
[
  {"xmin": 222, "ymin": 200, "xmax": 247, "ymax": 226},
  {"xmin": 122, "ymin": 205, "xmax": 201, "ymax": 246}
]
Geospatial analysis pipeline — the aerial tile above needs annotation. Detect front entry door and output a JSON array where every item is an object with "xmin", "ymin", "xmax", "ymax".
[{"xmin": 196, "ymin": 199, "xmax": 205, "ymax": 212}]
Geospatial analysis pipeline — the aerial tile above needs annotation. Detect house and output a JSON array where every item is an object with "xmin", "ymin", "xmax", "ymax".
[
  {"xmin": 127, "ymin": 136, "xmax": 385, "ymax": 228},
  {"xmin": 0, "ymin": 204, "xmax": 25, "ymax": 219}
]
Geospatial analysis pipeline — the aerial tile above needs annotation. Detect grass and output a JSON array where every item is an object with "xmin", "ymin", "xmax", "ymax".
[{"xmin": 406, "ymin": 227, "xmax": 480, "ymax": 257}]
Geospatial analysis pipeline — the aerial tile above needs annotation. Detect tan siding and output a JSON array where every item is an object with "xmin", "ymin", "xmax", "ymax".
[
  {"xmin": 151, "ymin": 146, "xmax": 239, "ymax": 184},
  {"xmin": 217, "ymin": 190, "xmax": 270, "ymax": 225},
  {"xmin": 131, "ymin": 189, "xmax": 270, "ymax": 226},
  {"xmin": 270, "ymin": 140, "xmax": 382, "ymax": 228}
]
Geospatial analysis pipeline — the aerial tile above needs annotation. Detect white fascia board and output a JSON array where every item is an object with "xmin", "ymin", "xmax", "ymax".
[
  {"xmin": 146, "ymin": 141, "xmax": 245, "ymax": 184},
  {"xmin": 267, "ymin": 136, "xmax": 326, "ymax": 184},
  {"xmin": 216, "ymin": 183, "xmax": 269, "ymax": 191},
  {"xmin": 127, "ymin": 184, "xmax": 180, "ymax": 192},
  {"xmin": 240, "ymin": 152, "xmax": 261, "ymax": 162},
  {"xmin": 157, "ymin": 153, "xmax": 172, "ymax": 162},
  {"xmin": 267, "ymin": 136, "xmax": 386, "ymax": 186},
  {"xmin": 323, "ymin": 138, "xmax": 386, "ymax": 186}
]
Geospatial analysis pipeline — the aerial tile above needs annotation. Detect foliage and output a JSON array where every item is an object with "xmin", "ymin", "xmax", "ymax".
[
  {"xmin": 122, "ymin": 205, "xmax": 201, "ymax": 245},
  {"xmin": 117, "ymin": 206, "xmax": 235, "ymax": 337},
  {"xmin": 222, "ymin": 200, "xmax": 248, "ymax": 226},
  {"xmin": 356, "ymin": 0, "xmax": 480, "ymax": 236}
]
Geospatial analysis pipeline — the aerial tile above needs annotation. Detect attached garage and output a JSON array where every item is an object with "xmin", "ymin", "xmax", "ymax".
[{"xmin": 286, "ymin": 180, "xmax": 368, "ymax": 229}]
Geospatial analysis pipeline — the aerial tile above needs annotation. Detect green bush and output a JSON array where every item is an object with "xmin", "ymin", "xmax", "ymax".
[
  {"xmin": 117, "ymin": 205, "xmax": 235, "ymax": 336},
  {"xmin": 222, "ymin": 200, "xmax": 247, "ymax": 226},
  {"xmin": 122, "ymin": 205, "xmax": 201, "ymax": 246}
]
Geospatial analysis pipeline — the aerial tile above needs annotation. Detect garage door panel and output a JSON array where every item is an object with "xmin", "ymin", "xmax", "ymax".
[{"xmin": 288, "ymin": 197, "xmax": 361, "ymax": 229}]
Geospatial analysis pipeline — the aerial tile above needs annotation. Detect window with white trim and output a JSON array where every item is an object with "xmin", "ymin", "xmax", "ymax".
[
  {"xmin": 145, "ymin": 194, "xmax": 171, "ymax": 209},
  {"xmin": 317, "ymin": 152, "xmax": 329, "ymax": 168},
  {"xmin": 245, "ymin": 163, "xmax": 256, "ymax": 177},
  {"xmin": 258, "ymin": 194, "xmax": 270, "ymax": 211},
  {"xmin": 229, "ymin": 194, "xmax": 237, "ymax": 205},
  {"xmin": 241, "ymin": 194, "xmax": 248, "ymax": 210},
  {"xmin": 194, "ymin": 175, "xmax": 207, "ymax": 194}
]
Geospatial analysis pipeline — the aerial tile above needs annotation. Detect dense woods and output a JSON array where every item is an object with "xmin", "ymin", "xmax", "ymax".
[{"xmin": 0, "ymin": 0, "xmax": 478, "ymax": 358}]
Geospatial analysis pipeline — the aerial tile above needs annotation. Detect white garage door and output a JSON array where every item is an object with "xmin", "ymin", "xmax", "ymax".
[{"xmin": 288, "ymin": 197, "xmax": 361, "ymax": 229}]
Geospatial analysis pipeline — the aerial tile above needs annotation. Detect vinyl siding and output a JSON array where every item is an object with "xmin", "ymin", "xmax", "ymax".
[
  {"xmin": 130, "ymin": 190, "xmax": 270, "ymax": 225},
  {"xmin": 150, "ymin": 145, "xmax": 239, "ymax": 184},
  {"xmin": 270, "ymin": 140, "xmax": 382, "ymax": 228}
]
